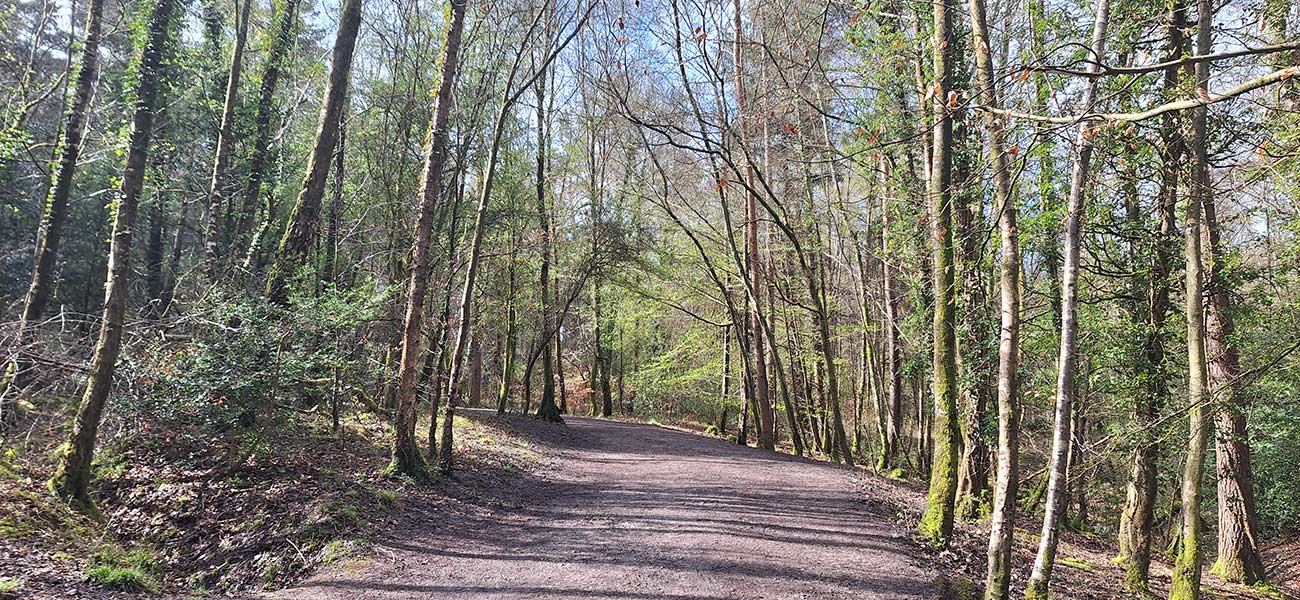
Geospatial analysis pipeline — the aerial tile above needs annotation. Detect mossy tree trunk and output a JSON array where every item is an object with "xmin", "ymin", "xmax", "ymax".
[
  {"xmin": 387, "ymin": 0, "xmax": 468, "ymax": 481},
  {"xmin": 1, "ymin": 0, "xmax": 108, "ymax": 424},
  {"xmin": 917, "ymin": 0, "xmax": 959, "ymax": 547},
  {"xmin": 49, "ymin": 0, "xmax": 176, "ymax": 505},
  {"xmin": 201, "ymin": 0, "xmax": 252, "ymax": 277},
  {"xmin": 266, "ymin": 0, "xmax": 364, "ymax": 304}
]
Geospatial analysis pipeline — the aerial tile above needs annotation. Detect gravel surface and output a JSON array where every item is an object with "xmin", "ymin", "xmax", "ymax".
[{"xmin": 266, "ymin": 414, "xmax": 937, "ymax": 599}]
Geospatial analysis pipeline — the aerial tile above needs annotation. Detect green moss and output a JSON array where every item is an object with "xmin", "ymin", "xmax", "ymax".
[
  {"xmin": 0, "ymin": 577, "xmax": 23, "ymax": 597},
  {"xmin": 932, "ymin": 575, "xmax": 979, "ymax": 600},
  {"xmin": 371, "ymin": 488, "xmax": 399, "ymax": 506},
  {"xmin": 1168, "ymin": 537, "xmax": 1201, "ymax": 600},
  {"xmin": 1023, "ymin": 584, "xmax": 1050, "ymax": 600},
  {"xmin": 87, "ymin": 564, "xmax": 159, "ymax": 593},
  {"xmin": 1059, "ymin": 557, "xmax": 1098, "ymax": 572}
]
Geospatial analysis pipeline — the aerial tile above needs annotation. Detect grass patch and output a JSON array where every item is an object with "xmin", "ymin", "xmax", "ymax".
[
  {"xmin": 371, "ymin": 488, "xmax": 399, "ymax": 506},
  {"xmin": 87, "ymin": 546, "xmax": 160, "ymax": 593}
]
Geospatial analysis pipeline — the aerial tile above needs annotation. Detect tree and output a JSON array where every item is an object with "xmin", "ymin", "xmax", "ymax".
[
  {"xmin": 1170, "ymin": 1, "xmax": 1214, "ymax": 597},
  {"xmin": 1024, "ymin": 0, "xmax": 1109, "ymax": 595},
  {"xmin": 232, "ymin": 0, "xmax": 301, "ymax": 271},
  {"xmin": 266, "ymin": 0, "xmax": 365, "ymax": 304},
  {"xmin": 731, "ymin": 0, "xmax": 774, "ymax": 450},
  {"xmin": 1, "ymin": 0, "xmax": 107, "ymax": 425},
  {"xmin": 48, "ymin": 0, "xmax": 178, "ymax": 505},
  {"xmin": 917, "ymin": 0, "xmax": 959, "ymax": 547},
  {"xmin": 1116, "ymin": 3, "xmax": 1183, "ymax": 591},
  {"xmin": 200, "ymin": 0, "xmax": 253, "ymax": 277},
  {"xmin": 966, "ymin": 0, "xmax": 1021, "ymax": 594},
  {"xmin": 386, "ymin": 0, "xmax": 469, "ymax": 480}
]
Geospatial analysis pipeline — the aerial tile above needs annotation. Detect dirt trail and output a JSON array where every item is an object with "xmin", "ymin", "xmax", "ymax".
[{"xmin": 267, "ymin": 413, "xmax": 937, "ymax": 599}]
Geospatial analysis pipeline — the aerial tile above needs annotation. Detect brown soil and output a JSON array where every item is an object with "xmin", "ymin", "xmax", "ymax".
[{"xmin": 264, "ymin": 412, "xmax": 938, "ymax": 599}]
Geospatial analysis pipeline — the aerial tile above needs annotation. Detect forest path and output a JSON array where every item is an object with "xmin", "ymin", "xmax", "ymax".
[{"xmin": 268, "ymin": 412, "xmax": 937, "ymax": 599}]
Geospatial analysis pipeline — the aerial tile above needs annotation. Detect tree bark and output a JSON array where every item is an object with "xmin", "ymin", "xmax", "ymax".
[
  {"xmin": 1117, "ymin": 6, "xmax": 1183, "ymax": 591},
  {"xmin": 1025, "ymin": 0, "xmax": 1109, "ymax": 594},
  {"xmin": 233, "ymin": 0, "xmax": 301, "ymax": 272},
  {"xmin": 966, "ymin": 0, "xmax": 1021, "ymax": 593},
  {"xmin": 878, "ymin": 156, "xmax": 903, "ymax": 471},
  {"xmin": 917, "ymin": 0, "xmax": 960, "ymax": 547},
  {"xmin": 731, "ymin": 0, "xmax": 774, "ymax": 450},
  {"xmin": 386, "ymin": 0, "xmax": 468, "ymax": 480},
  {"xmin": 535, "ymin": 59, "xmax": 562, "ymax": 422},
  {"xmin": 1206, "ymin": 26, "xmax": 1266, "ymax": 587},
  {"xmin": 201, "ymin": 0, "xmax": 252, "ymax": 278},
  {"xmin": 266, "ymin": 0, "xmax": 364, "ymax": 304},
  {"xmin": 48, "ymin": 0, "xmax": 176, "ymax": 505},
  {"xmin": 1170, "ymin": 6, "xmax": 1213, "ymax": 599}
]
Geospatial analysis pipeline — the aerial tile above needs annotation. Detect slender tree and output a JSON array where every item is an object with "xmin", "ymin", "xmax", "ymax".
[
  {"xmin": 48, "ymin": 0, "xmax": 178, "ymax": 505},
  {"xmin": 386, "ymin": 0, "xmax": 469, "ymax": 480},
  {"xmin": 1025, "ymin": 0, "xmax": 1109, "ymax": 595},
  {"xmin": 1, "ymin": 0, "xmax": 108, "ymax": 424},
  {"xmin": 1170, "ymin": 1, "xmax": 1214, "ymax": 597},
  {"xmin": 1117, "ymin": 3, "xmax": 1183, "ymax": 590},
  {"xmin": 967, "ymin": 0, "xmax": 1021, "ymax": 593},
  {"xmin": 731, "ymin": 0, "xmax": 774, "ymax": 450},
  {"xmin": 201, "ymin": 0, "xmax": 253, "ymax": 277},
  {"xmin": 917, "ymin": 0, "xmax": 960, "ymax": 547},
  {"xmin": 266, "ymin": 0, "xmax": 364, "ymax": 303},
  {"xmin": 233, "ymin": 0, "xmax": 301, "ymax": 270}
]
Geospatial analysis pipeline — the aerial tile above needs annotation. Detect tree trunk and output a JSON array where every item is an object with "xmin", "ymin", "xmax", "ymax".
[
  {"xmin": 1205, "ymin": 24, "xmax": 1266, "ymax": 587},
  {"xmin": 1, "ymin": 0, "xmax": 108, "ymax": 423},
  {"xmin": 1025, "ymin": 0, "xmax": 1109, "ymax": 594},
  {"xmin": 966, "ymin": 0, "xmax": 1021, "ymax": 592},
  {"xmin": 201, "ymin": 0, "xmax": 252, "ymax": 277},
  {"xmin": 917, "ymin": 0, "xmax": 960, "ymax": 547},
  {"xmin": 1117, "ymin": 6, "xmax": 1182, "ymax": 591},
  {"xmin": 535, "ymin": 64, "xmax": 562, "ymax": 423},
  {"xmin": 497, "ymin": 257, "xmax": 518, "ymax": 415},
  {"xmin": 878, "ymin": 156, "xmax": 903, "ymax": 471},
  {"xmin": 48, "ymin": 0, "xmax": 176, "ymax": 505},
  {"xmin": 266, "ymin": 0, "xmax": 363, "ymax": 304},
  {"xmin": 1169, "ymin": 2, "xmax": 1213, "ymax": 598},
  {"xmin": 386, "ymin": 0, "xmax": 467, "ymax": 480},
  {"xmin": 233, "ymin": 0, "xmax": 301, "ymax": 272},
  {"xmin": 731, "ymin": 0, "xmax": 774, "ymax": 450}
]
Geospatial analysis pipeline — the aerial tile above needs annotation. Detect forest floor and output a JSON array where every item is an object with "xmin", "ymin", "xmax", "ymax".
[{"xmin": 5, "ymin": 406, "xmax": 1298, "ymax": 599}]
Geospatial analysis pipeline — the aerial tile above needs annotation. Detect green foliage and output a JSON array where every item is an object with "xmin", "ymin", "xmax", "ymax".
[{"xmin": 124, "ymin": 286, "xmax": 386, "ymax": 431}]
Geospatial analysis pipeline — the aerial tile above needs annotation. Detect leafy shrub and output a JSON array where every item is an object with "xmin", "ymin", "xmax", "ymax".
[{"xmin": 122, "ymin": 285, "xmax": 387, "ymax": 432}]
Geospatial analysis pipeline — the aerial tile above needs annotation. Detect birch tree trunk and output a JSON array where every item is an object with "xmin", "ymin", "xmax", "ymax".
[
  {"xmin": 1025, "ymin": 0, "xmax": 1109, "ymax": 594},
  {"xmin": 966, "ymin": 0, "xmax": 1021, "ymax": 594}
]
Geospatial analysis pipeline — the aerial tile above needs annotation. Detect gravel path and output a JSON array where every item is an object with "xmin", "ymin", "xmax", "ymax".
[{"xmin": 268, "ymin": 414, "xmax": 937, "ymax": 599}]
